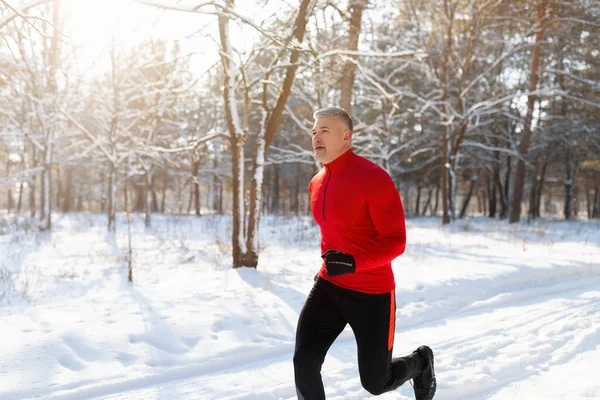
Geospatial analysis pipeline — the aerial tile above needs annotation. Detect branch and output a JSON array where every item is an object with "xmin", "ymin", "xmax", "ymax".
[
  {"xmin": 316, "ymin": 49, "xmax": 427, "ymax": 60},
  {"xmin": 461, "ymin": 140, "xmax": 525, "ymax": 160},
  {"xmin": 0, "ymin": 0, "xmax": 48, "ymax": 29},
  {"xmin": 149, "ymin": 132, "xmax": 228, "ymax": 153},
  {"xmin": 266, "ymin": 144, "xmax": 316, "ymax": 166},
  {"xmin": 557, "ymin": 92, "xmax": 600, "ymax": 109},
  {"xmin": 550, "ymin": 17, "xmax": 600, "ymax": 29},
  {"xmin": 136, "ymin": 0, "xmax": 303, "ymax": 51},
  {"xmin": 544, "ymin": 68, "xmax": 599, "ymax": 87},
  {"xmin": 24, "ymin": 131, "xmax": 44, "ymax": 151},
  {"xmin": 59, "ymin": 108, "xmax": 116, "ymax": 164},
  {"xmin": 284, "ymin": 105, "xmax": 312, "ymax": 133},
  {"xmin": 0, "ymin": 0, "xmax": 63, "ymax": 38}
]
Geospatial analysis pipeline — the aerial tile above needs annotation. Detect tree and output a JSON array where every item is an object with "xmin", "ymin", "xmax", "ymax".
[{"xmin": 509, "ymin": 0, "xmax": 548, "ymax": 223}]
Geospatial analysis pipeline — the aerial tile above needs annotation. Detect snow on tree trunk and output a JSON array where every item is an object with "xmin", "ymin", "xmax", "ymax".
[
  {"xmin": 38, "ymin": 0, "xmax": 61, "ymax": 231},
  {"xmin": 440, "ymin": 3, "xmax": 453, "ymax": 225},
  {"xmin": 193, "ymin": 158, "xmax": 201, "ymax": 216},
  {"xmin": 441, "ymin": 126, "xmax": 451, "ymax": 224},
  {"xmin": 245, "ymin": 112, "xmax": 268, "ymax": 268},
  {"xmin": 29, "ymin": 147, "xmax": 37, "ymax": 218},
  {"xmin": 219, "ymin": 6, "xmax": 247, "ymax": 267},
  {"xmin": 41, "ymin": 145, "xmax": 52, "ymax": 231}
]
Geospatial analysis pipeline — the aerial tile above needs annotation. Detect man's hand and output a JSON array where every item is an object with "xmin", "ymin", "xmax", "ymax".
[{"xmin": 321, "ymin": 250, "xmax": 356, "ymax": 277}]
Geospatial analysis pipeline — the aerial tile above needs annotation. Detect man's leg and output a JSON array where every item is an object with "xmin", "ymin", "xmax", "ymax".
[
  {"xmin": 294, "ymin": 278, "xmax": 347, "ymax": 400},
  {"xmin": 347, "ymin": 290, "xmax": 422, "ymax": 395}
]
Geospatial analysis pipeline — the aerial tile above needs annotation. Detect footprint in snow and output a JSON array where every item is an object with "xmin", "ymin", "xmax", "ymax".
[
  {"xmin": 57, "ymin": 354, "xmax": 85, "ymax": 371},
  {"xmin": 115, "ymin": 352, "xmax": 136, "ymax": 366},
  {"xmin": 62, "ymin": 334, "xmax": 100, "ymax": 362}
]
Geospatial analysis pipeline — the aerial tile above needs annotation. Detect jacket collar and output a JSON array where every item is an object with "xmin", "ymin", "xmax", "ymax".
[{"xmin": 324, "ymin": 149, "xmax": 354, "ymax": 173}]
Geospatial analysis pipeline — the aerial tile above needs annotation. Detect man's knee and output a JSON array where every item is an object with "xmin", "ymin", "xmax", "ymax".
[
  {"xmin": 361, "ymin": 378, "xmax": 387, "ymax": 396},
  {"xmin": 293, "ymin": 349, "xmax": 322, "ymax": 372}
]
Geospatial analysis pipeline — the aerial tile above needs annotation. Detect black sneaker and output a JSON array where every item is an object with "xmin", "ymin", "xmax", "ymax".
[{"xmin": 412, "ymin": 346, "xmax": 436, "ymax": 400}]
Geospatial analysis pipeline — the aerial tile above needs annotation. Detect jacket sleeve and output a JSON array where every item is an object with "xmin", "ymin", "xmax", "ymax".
[{"xmin": 353, "ymin": 171, "xmax": 406, "ymax": 270}]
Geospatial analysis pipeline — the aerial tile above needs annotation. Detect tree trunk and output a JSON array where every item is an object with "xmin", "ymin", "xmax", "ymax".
[
  {"xmin": 339, "ymin": 0, "xmax": 366, "ymax": 113},
  {"xmin": 433, "ymin": 183, "xmax": 440, "ymax": 217},
  {"xmin": 55, "ymin": 165, "xmax": 62, "ymax": 211},
  {"xmin": 134, "ymin": 184, "xmax": 145, "ymax": 212},
  {"xmin": 6, "ymin": 157, "xmax": 13, "ymax": 213},
  {"xmin": 272, "ymin": 164, "xmax": 280, "ymax": 215},
  {"xmin": 39, "ymin": 0, "xmax": 61, "ymax": 232},
  {"xmin": 528, "ymin": 163, "xmax": 538, "ymax": 221},
  {"xmin": 459, "ymin": 174, "xmax": 478, "ymax": 219},
  {"xmin": 177, "ymin": 176, "xmax": 183, "ymax": 214},
  {"xmin": 62, "ymin": 165, "xmax": 73, "ymax": 212},
  {"xmin": 477, "ymin": 185, "xmax": 483, "ymax": 215},
  {"xmin": 39, "ymin": 154, "xmax": 46, "ymax": 221},
  {"xmin": 212, "ymin": 155, "xmax": 220, "ymax": 213},
  {"xmin": 151, "ymin": 186, "xmax": 159, "ymax": 213},
  {"xmin": 124, "ymin": 160, "xmax": 133, "ymax": 282},
  {"xmin": 244, "ymin": 109, "xmax": 268, "ymax": 268},
  {"xmin": 439, "ymin": 7, "xmax": 453, "ymax": 224},
  {"xmin": 415, "ymin": 181, "xmax": 422, "ymax": 216},
  {"xmin": 403, "ymin": 184, "xmax": 411, "ymax": 218},
  {"xmin": 145, "ymin": 171, "xmax": 152, "ymax": 228},
  {"xmin": 534, "ymin": 152, "xmax": 549, "ymax": 218},
  {"xmin": 16, "ymin": 181, "xmax": 24, "ymax": 214},
  {"xmin": 510, "ymin": 0, "xmax": 547, "ymax": 223},
  {"xmin": 218, "ymin": 184, "xmax": 224, "ymax": 215},
  {"xmin": 218, "ymin": 1, "xmax": 248, "ymax": 268},
  {"xmin": 422, "ymin": 185, "xmax": 433, "ymax": 216},
  {"xmin": 241, "ymin": 0, "xmax": 312, "ymax": 268},
  {"xmin": 107, "ymin": 166, "xmax": 116, "ymax": 233},
  {"xmin": 186, "ymin": 179, "xmax": 193, "ymax": 214},
  {"xmin": 192, "ymin": 158, "xmax": 201, "ymax": 216},
  {"xmin": 480, "ymin": 188, "xmax": 487, "ymax": 216},
  {"xmin": 161, "ymin": 168, "xmax": 167, "ymax": 213},
  {"xmin": 499, "ymin": 156, "xmax": 511, "ymax": 219},
  {"xmin": 592, "ymin": 185, "xmax": 600, "ymax": 218},
  {"xmin": 563, "ymin": 149, "xmax": 576, "ymax": 220},
  {"xmin": 29, "ymin": 147, "xmax": 37, "ymax": 217},
  {"xmin": 231, "ymin": 135, "xmax": 246, "ymax": 267},
  {"xmin": 441, "ymin": 128, "xmax": 450, "ymax": 224},
  {"xmin": 42, "ymin": 148, "xmax": 52, "ymax": 231},
  {"xmin": 489, "ymin": 168, "xmax": 497, "ymax": 218}
]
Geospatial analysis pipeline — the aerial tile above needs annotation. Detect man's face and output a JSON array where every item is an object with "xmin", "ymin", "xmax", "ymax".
[{"xmin": 312, "ymin": 116, "xmax": 351, "ymax": 164}]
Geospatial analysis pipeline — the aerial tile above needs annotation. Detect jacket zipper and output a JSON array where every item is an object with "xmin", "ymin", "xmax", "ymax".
[{"xmin": 323, "ymin": 169, "xmax": 331, "ymax": 220}]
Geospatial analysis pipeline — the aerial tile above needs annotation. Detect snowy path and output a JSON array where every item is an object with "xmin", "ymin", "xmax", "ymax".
[
  {"xmin": 1, "ymin": 215, "xmax": 599, "ymax": 399},
  {"xmin": 45, "ymin": 272, "xmax": 600, "ymax": 400}
]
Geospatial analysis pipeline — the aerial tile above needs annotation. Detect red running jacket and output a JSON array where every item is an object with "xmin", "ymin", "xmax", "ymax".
[{"xmin": 310, "ymin": 149, "xmax": 407, "ymax": 294}]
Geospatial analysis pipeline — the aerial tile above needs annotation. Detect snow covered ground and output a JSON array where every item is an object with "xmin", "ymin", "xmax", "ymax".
[{"xmin": 1, "ymin": 213, "xmax": 599, "ymax": 400}]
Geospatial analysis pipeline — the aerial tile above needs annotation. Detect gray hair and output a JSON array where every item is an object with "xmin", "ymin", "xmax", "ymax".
[{"xmin": 313, "ymin": 107, "xmax": 353, "ymax": 132}]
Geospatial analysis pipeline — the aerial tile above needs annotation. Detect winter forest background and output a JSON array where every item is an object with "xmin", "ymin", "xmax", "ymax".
[
  {"xmin": 1, "ymin": 1, "xmax": 600, "ymax": 399},
  {"xmin": 1, "ymin": 0, "xmax": 599, "ymax": 267}
]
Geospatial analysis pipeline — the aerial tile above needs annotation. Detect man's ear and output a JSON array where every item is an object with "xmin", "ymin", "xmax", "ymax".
[{"xmin": 344, "ymin": 130, "xmax": 352, "ymax": 141}]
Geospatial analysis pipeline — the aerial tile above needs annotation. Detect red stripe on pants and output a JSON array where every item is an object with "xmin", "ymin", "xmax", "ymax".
[{"xmin": 388, "ymin": 290, "xmax": 395, "ymax": 351}]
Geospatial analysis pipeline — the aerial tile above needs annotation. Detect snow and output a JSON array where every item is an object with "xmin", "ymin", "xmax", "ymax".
[{"xmin": 0, "ymin": 214, "xmax": 599, "ymax": 400}]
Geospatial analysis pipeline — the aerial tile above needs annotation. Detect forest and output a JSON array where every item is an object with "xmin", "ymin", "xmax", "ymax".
[{"xmin": 1, "ymin": 0, "xmax": 599, "ymax": 268}]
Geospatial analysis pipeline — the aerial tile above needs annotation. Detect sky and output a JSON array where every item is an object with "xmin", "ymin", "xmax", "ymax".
[
  {"xmin": 59, "ymin": 0, "xmax": 221, "ymax": 75},
  {"xmin": 57, "ymin": 0, "xmax": 284, "ymax": 78}
]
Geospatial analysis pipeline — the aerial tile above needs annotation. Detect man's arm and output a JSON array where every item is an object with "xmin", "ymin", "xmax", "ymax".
[{"xmin": 353, "ymin": 172, "xmax": 406, "ymax": 270}]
